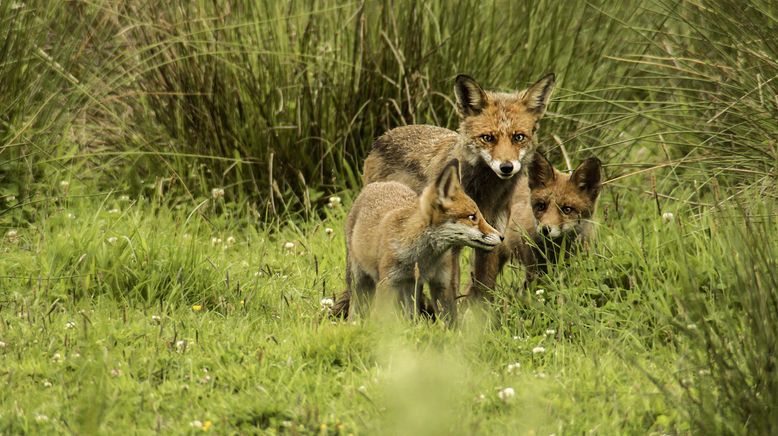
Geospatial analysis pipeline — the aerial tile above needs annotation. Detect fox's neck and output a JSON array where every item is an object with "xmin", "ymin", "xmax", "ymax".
[
  {"xmin": 533, "ymin": 221, "xmax": 594, "ymax": 266},
  {"xmin": 392, "ymin": 209, "xmax": 452, "ymax": 271},
  {"xmin": 458, "ymin": 159, "xmax": 523, "ymax": 230}
]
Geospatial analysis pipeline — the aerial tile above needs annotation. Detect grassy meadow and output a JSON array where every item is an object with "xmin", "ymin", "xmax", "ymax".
[{"xmin": 1, "ymin": 0, "xmax": 777, "ymax": 434}]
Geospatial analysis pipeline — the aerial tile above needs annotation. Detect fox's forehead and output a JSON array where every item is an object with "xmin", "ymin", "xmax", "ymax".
[
  {"xmin": 447, "ymin": 191, "xmax": 478, "ymax": 214},
  {"xmin": 531, "ymin": 174, "xmax": 592, "ymax": 209},
  {"xmin": 462, "ymin": 92, "xmax": 539, "ymax": 135}
]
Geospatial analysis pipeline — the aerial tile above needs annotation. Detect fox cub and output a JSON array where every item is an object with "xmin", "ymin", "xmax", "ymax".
[
  {"xmin": 502, "ymin": 153, "xmax": 602, "ymax": 279},
  {"xmin": 344, "ymin": 160, "xmax": 503, "ymax": 320},
  {"xmin": 362, "ymin": 73, "xmax": 556, "ymax": 299}
]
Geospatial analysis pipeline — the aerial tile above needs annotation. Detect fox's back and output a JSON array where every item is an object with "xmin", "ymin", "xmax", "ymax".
[{"xmin": 363, "ymin": 125, "xmax": 459, "ymax": 193}]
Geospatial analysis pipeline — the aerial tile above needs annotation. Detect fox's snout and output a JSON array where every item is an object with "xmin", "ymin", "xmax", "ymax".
[
  {"xmin": 538, "ymin": 224, "xmax": 561, "ymax": 238},
  {"xmin": 477, "ymin": 220, "xmax": 504, "ymax": 249},
  {"xmin": 486, "ymin": 158, "xmax": 521, "ymax": 179},
  {"xmin": 537, "ymin": 222, "xmax": 578, "ymax": 239}
]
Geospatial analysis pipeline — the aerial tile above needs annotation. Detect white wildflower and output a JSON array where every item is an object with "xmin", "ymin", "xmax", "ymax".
[
  {"xmin": 545, "ymin": 329, "xmax": 556, "ymax": 336},
  {"xmin": 108, "ymin": 208, "xmax": 120, "ymax": 215},
  {"xmin": 106, "ymin": 237, "xmax": 118, "ymax": 244},
  {"xmin": 110, "ymin": 368, "xmax": 122, "ymax": 377},
  {"xmin": 535, "ymin": 289, "xmax": 545, "ymax": 296},
  {"xmin": 5, "ymin": 229, "xmax": 19, "ymax": 243},
  {"xmin": 67, "ymin": 213, "xmax": 76, "ymax": 219},
  {"xmin": 320, "ymin": 298, "xmax": 334, "ymax": 310},
  {"xmin": 535, "ymin": 371, "xmax": 547, "ymax": 379},
  {"xmin": 283, "ymin": 241, "xmax": 295, "ymax": 250},
  {"xmin": 687, "ymin": 323, "xmax": 698, "ymax": 330},
  {"xmin": 5, "ymin": 195, "xmax": 15, "ymax": 203},
  {"xmin": 662, "ymin": 212, "xmax": 675, "ymax": 223},
  {"xmin": 52, "ymin": 352, "xmax": 62, "ymax": 362},
  {"xmin": 119, "ymin": 195, "xmax": 130, "ymax": 202},
  {"xmin": 357, "ymin": 385, "xmax": 367, "ymax": 394},
  {"xmin": 43, "ymin": 380, "xmax": 52, "ymax": 388},
  {"xmin": 324, "ymin": 227, "xmax": 334, "ymax": 236},
  {"xmin": 532, "ymin": 346, "xmax": 546, "ymax": 354},
  {"xmin": 59, "ymin": 180, "xmax": 70, "ymax": 190},
  {"xmin": 65, "ymin": 321, "xmax": 76, "ymax": 329},
  {"xmin": 35, "ymin": 414, "xmax": 49, "ymax": 423},
  {"xmin": 211, "ymin": 237, "xmax": 222, "ymax": 246},
  {"xmin": 506, "ymin": 362, "xmax": 521, "ymax": 373},
  {"xmin": 0, "ymin": 341, "xmax": 6, "ymax": 348},
  {"xmin": 175, "ymin": 340, "xmax": 187, "ymax": 353},
  {"xmin": 497, "ymin": 387, "xmax": 515, "ymax": 402},
  {"xmin": 190, "ymin": 420, "xmax": 203, "ymax": 429},
  {"xmin": 328, "ymin": 196, "xmax": 341, "ymax": 206},
  {"xmin": 211, "ymin": 188, "xmax": 225, "ymax": 199},
  {"xmin": 151, "ymin": 315, "xmax": 161, "ymax": 323},
  {"xmin": 226, "ymin": 236, "xmax": 236, "ymax": 245}
]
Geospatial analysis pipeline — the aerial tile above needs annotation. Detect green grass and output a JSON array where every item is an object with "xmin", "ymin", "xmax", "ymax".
[
  {"xmin": 2, "ymin": 189, "xmax": 775, "ymax": 433},
  {"xmin": 2, "ymin": 0, "xmax": 777, "ymax": 433}
]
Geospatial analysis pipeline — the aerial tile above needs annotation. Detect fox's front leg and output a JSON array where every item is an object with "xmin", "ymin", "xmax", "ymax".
[
  {"xmin": 449, "ymin": 246, "xmax": 462, "ymax": 304},
  {"xmin": 429, "ymin": 252, "xmax": 457, "ymax": 324},
  {"xmin": 469, "ymin": 248, "xmax": 503, "ymax": 300},
  {"xmin": 469, "ymin": 206, "xmax": 510, "ymax": 300}
]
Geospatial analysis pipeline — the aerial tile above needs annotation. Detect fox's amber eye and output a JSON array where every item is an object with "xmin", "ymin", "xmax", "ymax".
[
  {"xmin": 467, "ymin": 213, "xmax": 477, "ymax": 222},
  {"xmin": 479, "ymin": 134, "xmax": 495, "ymax": 144},
  {"xmin": 534, "ymin": 202, "xmax": 547, "ymax": 212},
  {"xmin": 561, "ymin": 206, "xmax": 574, "ymax": 215},
  {"xmin": 512, "ymin": 133, "xmax": 526, "ymax": 143}
]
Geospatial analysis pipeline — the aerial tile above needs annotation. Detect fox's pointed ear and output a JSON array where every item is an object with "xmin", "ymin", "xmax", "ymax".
[
  {"xmin": 522, "ymin": 73, "xmax": 555, "ymax": 117},
  {"xmin": 571, "ymin": 157, "xmax": 602, "ymax": 200},
  {"xmin": 528, "ymin": 153, "xmax": 555, "ymax": 190},
  {"xmin": 435, "ymin": 159, "xmax": 461, "ymax": 203},
  {"xmin": 455, "ymin": 75, "xmax": 487, "ymax": 116}
]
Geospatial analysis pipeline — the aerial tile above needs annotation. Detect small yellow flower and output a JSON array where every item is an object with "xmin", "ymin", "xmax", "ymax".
[
  {"xmin": 240, "ymin": 299, "xmax": 245, "ymax": 306},
  {"xmin": 192, "ymin": 304, "xmax": 203, "ymax": 312},
  {"xmin": 202, "ymin": 420, "xmax": 213, "ymax": 431}
]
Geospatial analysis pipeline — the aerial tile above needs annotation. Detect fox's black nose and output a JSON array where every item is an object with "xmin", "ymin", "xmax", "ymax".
[
  {"xmin": 540, "ymin": 226, "xmax": 550, "ymax": 236},
  {"xmin": 499, "ymin": 235, "xmax": 505, "ymax": 242},
  {"xmin": 499, "ymin": 162, "xmax": 514, "ymax": 175}
]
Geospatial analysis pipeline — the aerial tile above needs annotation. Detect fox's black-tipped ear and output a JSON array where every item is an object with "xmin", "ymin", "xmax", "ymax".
[
  {"xmin": 571, "ymin": 157, "xmax": 602, "ymax": 200},
  {"xmin": 455, "ymin": 75, "xmax": 487, "ymax": 116},
  {"xmin": 523, "ymin": 73, "xmax": 555, "ymax": 117},
  {"xmin": 528, "ymin": 152, "xmax": 555, "ymax": 190},
  {"xmin": 436, "ymin": 159, "xmax": 461, "ymax": 203}
]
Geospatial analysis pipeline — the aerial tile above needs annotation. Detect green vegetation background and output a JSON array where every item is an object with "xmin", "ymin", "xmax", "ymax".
[{"xmin": 1, "ymin": 0, "xmax": 776, "ymax": 434}]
